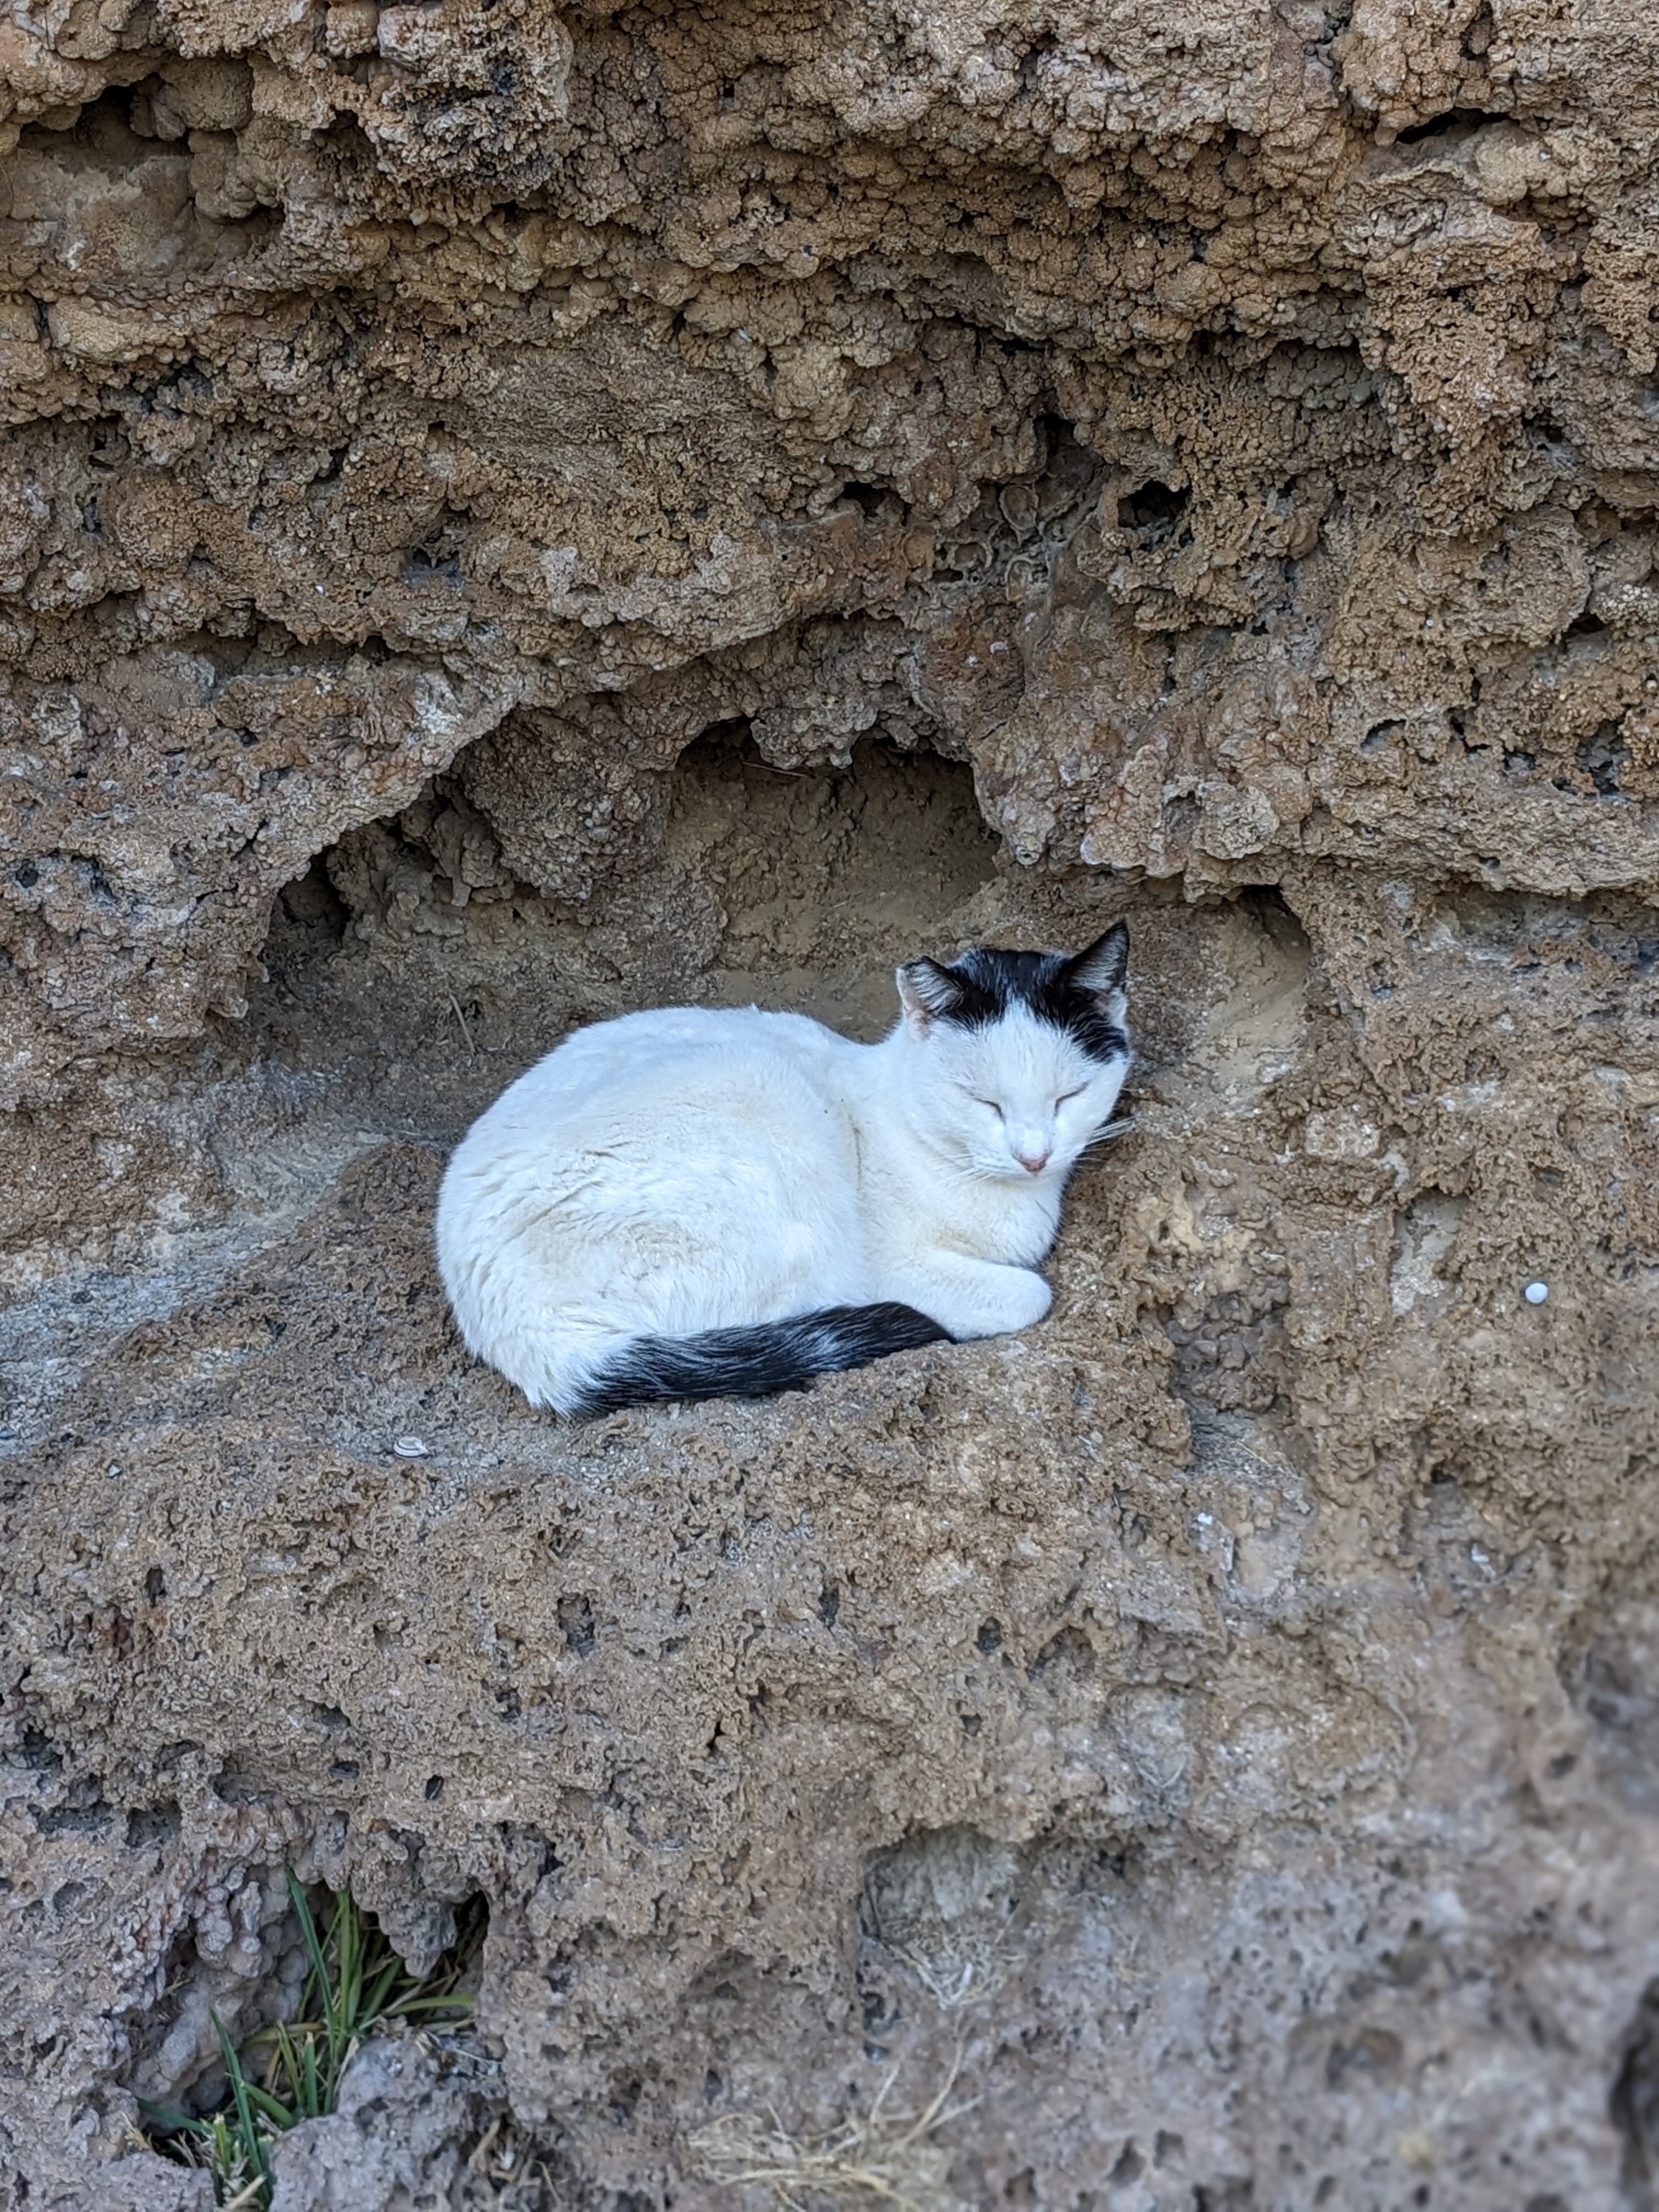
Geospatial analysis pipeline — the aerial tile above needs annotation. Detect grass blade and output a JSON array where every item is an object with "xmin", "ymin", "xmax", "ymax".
[
  {"xmin": 136, "ymin": 2099, "xmax": 203, "ymax": 2135},
  {"xmin": 267, "ymin": 2021, "xmax": 308, "ymax": 2120},
  {"xmin": 242, "ymin": 2081, "xmax": 296, "ymax": 2130},
  {"xmin": 363, "ymin": 1955, "xmax": 403, "ymax": 2021},
  {"xmin": 338, "ymin": 1894, "xmax": 364, "ymax": 2050},
  {"xmin": 286, "ymin": 1872, "xmax": 336, "ymax": 2050},
  {"xmin": 210, "ymin": 2011, "xmax": 271, "ymax": 2199}
]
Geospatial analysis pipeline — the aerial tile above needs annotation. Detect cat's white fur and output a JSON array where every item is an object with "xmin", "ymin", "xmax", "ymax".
[{"xmin": 436, "ymin": 944, "xmax": 1130, "ymax": 1413}]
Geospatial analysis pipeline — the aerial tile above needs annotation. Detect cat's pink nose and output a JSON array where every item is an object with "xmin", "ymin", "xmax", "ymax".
[{"xmin": 1015, "ymin": 1148, "xmax": 1051, "ymax": 1175}]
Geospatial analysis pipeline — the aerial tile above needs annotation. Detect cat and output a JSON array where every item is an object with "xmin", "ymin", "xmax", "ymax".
[{"xmin": 435, "ymin": 924, "xmax": 1131, "ymax": 1416}]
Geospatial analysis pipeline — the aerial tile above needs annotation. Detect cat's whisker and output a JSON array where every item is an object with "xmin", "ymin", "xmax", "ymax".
[{"xmin": 1080, "ymin": 1115, "xmax": 1137, "ymax": 1153}]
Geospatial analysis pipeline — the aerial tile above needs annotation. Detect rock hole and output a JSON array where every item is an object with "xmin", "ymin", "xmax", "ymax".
[
  {"xmin": 1118, "ymin": 479, "xmax": 1188, "ymax": 535},
  {"xmin": 32, "ymin": 1775, "xmax": 110, "ymax": 1837},
  {"xmin": 403, "ymin": 538, "xmax": 464, "ymax": 585},
  {"xmin": 1578, "ymin": 721, "xmax": 1628, "ymax": 797},
  {"xmin": 607, "ymin": 2074, "xmax": 643, "ymax": 2123},
  {"xmin": 275, "ymin": 853, "xmax": 349, "ymax": 940},
  {"xmin": 212, "ymin": 1762, "xmax": 273, "ymax": 1805},
  {"xmin": 125, "ymin": 1801, "xmax": 181, "ymax": 1850},
  {"xmin": 558, "ymin": 1593, "xmax": 597, "ymax": 1654},
  {"xmin": 1030, "ymin": 1623, "xmax": 1094, "ymax": 1677},
  {"xmin": 839, "ymin": 480, "xmax": 901, "ymax": 520},
  {"xmin": 689, "ymin": 1947, "xmax": 754, "ymax": 2004},
  {"xmin": 1032, "ymin": 414, "xmax": 1104, "ymax": 520},
  {"xmin": 1019, "ymin": 34, "xmax": 1059, "ymax": 89},
  {"xmin": 15, "ymin": 86, "xmax": 140, "ymax": 154},
  {"xmin": 1564, "ymin": 610, "xmax": 1608, "ymax": 640},
  {"xmin": 862, "ymin": 1824, "xmax": 1025, "ymax": 2006},
  {"xmin": 1462, "ymin": 4, "xmax": 1494, "ymax": 57},
  {"xmin": 1393, "ymin": 107, "xmax": 1505, "ymax": 144},
  {"xmin": 1325, "ymin": 2026, "xmax": 1402, "ymax": 2086}
]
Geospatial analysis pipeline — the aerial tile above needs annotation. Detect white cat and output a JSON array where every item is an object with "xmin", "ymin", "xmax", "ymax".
[{"xmin": 435, "ymin": 927, "xmax": 1130, "ymax": 1415}]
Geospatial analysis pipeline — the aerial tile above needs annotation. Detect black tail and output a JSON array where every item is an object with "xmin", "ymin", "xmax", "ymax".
[{"xmin": 572, "ymin": 1302, "xmax": 950, "ymax": 1417}]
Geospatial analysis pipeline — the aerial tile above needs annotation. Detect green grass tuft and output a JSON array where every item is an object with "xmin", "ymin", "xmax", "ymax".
[{"xmin": 140, "ymin": 1872, "xmax": 483, "ymax": 2208}]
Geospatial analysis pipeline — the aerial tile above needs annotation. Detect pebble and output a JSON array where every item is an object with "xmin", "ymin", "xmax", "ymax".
[{"xmin": 1524, "ymin": 1281, "xmax": 1549, "ymax": 1305}]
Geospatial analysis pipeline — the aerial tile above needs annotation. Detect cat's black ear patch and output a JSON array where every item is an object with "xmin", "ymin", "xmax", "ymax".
[
  {"xmin": 900, "ymin": 933, "xmax": 1131, "ymax": 1062},
  {"xmin": 1064, "ymin": 922, "xmax": 1129, "ymax": 999},
  {"xmin": 896, "ymin": 958, "xmax": 966, "ymax": 1025}
]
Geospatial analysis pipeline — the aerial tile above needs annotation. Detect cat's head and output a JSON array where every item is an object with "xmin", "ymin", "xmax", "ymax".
[{"xmin": 893, "ymin": 924, "xmax": 1131, "ymax": 1180}]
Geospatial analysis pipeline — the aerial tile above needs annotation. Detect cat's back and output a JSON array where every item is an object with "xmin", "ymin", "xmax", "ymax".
[
  {"xmin": 439, "ymin": 998, "xmax": 864, "ymax": 1275},
  {"xmin": 496, "ymin": 1002, "xmax": 842, "ymax": 1118}
]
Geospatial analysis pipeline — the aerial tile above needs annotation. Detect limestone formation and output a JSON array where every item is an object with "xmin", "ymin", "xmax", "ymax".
[{"xmin": 3, "ymin": 1, "xmax": 1659, "ymax": 2204}]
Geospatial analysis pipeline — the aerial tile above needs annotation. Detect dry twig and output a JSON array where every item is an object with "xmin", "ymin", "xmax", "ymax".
[{"xmin": 687, "ymin": 2050, "xmax": 973, "ymax": 2211}]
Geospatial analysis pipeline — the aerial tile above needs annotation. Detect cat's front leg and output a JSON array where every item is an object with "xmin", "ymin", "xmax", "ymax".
[{"xmin": 888, "ymin": 1254, "xmax": 1052, "ymax": 1341}]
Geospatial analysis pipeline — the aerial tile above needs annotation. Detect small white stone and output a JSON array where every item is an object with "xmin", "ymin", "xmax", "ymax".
[
  {"xmin": 1523, "ymin": 1280, "xmax": 1549, "ymax": 1305},
  {"xmin": 392, "ymin": 1435, "xmax": 431, "ymax": 1458}
]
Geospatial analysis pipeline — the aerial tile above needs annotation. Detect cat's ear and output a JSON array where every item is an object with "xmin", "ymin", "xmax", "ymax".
[
  {"xmin": 1064, "ymin": 922, "xmax": 1128, "ymax": 1002},
  {"xmin": 895, "ymin": 957, "xmax": 964, "ymax": 1032}
]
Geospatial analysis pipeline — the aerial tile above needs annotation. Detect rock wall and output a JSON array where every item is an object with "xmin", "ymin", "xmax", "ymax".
[{"xmin": 3, "ymin": 1, "xmax": 1659, "ymax": 2204}]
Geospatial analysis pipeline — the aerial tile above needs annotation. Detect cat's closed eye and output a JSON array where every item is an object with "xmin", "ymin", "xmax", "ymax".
[
  {"xmin": 1056, "ymin": 1087, "xmax": 1086, "ymax": 1107},
  {"xmin": 970, "ymin": 1096, "xmax": 1005, "ymax": 1118}
]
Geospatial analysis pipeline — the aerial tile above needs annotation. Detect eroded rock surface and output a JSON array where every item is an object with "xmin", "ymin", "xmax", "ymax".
[{"xmin": 3, "ymin": 0, "xmax": 1659, "ymax": 2205}]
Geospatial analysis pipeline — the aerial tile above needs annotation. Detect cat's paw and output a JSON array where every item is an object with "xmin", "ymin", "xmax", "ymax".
[
  {"xmin": 946, "ymin": 1265, "xmax": 1052, "ymax": 1336},
  {"xmin": 991, "ymin": 1268, "xmax": 1052, "ymax": 1333}
]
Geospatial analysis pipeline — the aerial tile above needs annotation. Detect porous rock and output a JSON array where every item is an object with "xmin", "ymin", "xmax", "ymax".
[{"xmin": 3, "ymin": 1, "xmax": 1659, "ymax": 2205}]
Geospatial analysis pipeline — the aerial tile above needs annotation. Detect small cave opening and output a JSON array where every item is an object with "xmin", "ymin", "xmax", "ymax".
[
  {"xmin": 838, "ymin": 479, "xmax": 905, "ymax": 522},
  {"xmin": 247, "ymin": 718, "xmax": 1005, "ymax": 1170},
  {"xmin": 14, "ymin": 85, "xmax": 150, "ymax": 157},
  {"xmin": 1118, "ymin": 478, "xmax": 1189, "ymax": 539},
  {"xmin": 1392, "ymin": 106, "xmax": 1508, "ymax": 146}
]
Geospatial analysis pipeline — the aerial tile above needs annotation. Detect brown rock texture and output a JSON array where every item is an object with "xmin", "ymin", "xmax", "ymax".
[{"xmin": 3, "ymin": 0, "xmax": 1659, "ymax": 2204}]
